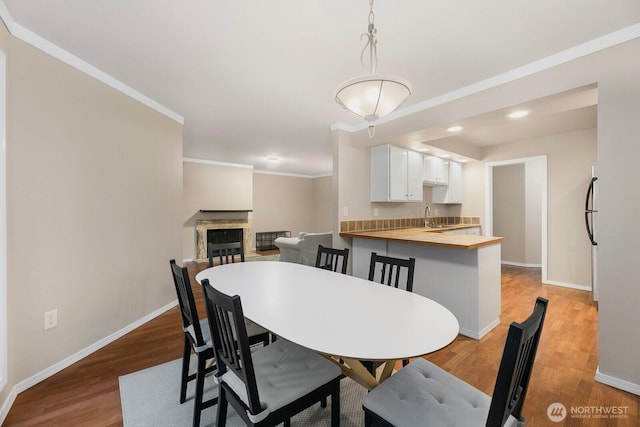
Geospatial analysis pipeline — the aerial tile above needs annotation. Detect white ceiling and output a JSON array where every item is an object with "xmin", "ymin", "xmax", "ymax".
[{"xmin": 3, "ymin": 1, "xmax": 640, "ymax": 176}]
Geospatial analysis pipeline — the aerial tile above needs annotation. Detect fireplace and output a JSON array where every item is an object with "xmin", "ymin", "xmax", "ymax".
[{"xmin": 195, "ymin": 219, "xmax": 252, "ymax": 261}]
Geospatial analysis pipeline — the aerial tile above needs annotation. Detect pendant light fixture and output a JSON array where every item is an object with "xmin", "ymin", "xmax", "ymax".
[{"xmin": 335, "ymin": 0, "xmax": 411, "ymax": 137}]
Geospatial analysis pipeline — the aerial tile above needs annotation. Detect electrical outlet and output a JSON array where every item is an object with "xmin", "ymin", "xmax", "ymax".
[{"xmin": 44, "ymin": 309, "xmax": 58, "ymax": 330}]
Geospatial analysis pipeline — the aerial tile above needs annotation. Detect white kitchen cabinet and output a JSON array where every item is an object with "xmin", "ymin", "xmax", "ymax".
[
  {"xmin": 442, "ymin": 228, "xmax": 466, "ymax": 235},
  {"xmin": 466, "ymin": 226, "xmax": 481, "ymax": 236},
  {"xmin": 443, "ymin": 226, "xmax": 482, "ymax": 236},
  {"xmin": 423, "ymin": 156, "xmax": 449, "ymax": 186},
  {"xmin": 432, "ymin": 160, "xmax": 463, "ymax": 204},
  {"xmin": 371, "ymin": 144, "xmax": 424, "ymax": 202}
]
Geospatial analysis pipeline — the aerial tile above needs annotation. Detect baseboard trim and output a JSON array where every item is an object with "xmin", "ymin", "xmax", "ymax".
[
  {"xmin": 595, "ymin": 367, "xmax": 640, "ymax": 396},
  {"xmin": 543, "ymin": 279, "xmax": 591, "ymax": 292},
  {"xmin": 501, "ymin": 261, "xmax": 542, "ymax": 268},
  {"xmin": 501, "ymin": 264, "xmax": 592, "ymax": 292},
  {"xmin": 0, "ymin": 385, "xmax": 17, "ymax": 425},
  {"xmin": 0, "ymin": 299, "xmax": 178, "ymax": 424},
  {"xmin": 459, "ymin": 318, "xmax": 500, "ymax": 340}
]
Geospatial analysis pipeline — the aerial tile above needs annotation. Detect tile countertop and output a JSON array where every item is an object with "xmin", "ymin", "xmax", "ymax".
[{"xmin": 339, "ymin": 227, "xmax": 503, "ymax": 250}]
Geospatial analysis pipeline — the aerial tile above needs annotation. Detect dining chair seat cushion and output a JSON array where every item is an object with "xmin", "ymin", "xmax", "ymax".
[
  {"xmin": 184, "ymin": 319, "xmax": 213, "ymax": 352},
  {"xmin": 186, "ymin": 319, "xmax": 268, "ymax": 353},
  {"xmin": 220, "ymin": 338, "xmax": 341, "ymax": 423},
  {"xmin": 363, "ymin": 358, "xmax": 517, "ymax": 427}
]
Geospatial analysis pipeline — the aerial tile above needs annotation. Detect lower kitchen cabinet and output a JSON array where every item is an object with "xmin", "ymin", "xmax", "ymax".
[{"xmin": 443, "ymin": 226, "xmax": 481, "ymax": 236}]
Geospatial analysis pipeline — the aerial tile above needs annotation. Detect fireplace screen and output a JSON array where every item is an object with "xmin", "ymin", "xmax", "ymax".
[{"xmin": 207, "ymin": 228, "xmax": 243, "ymax": 246}]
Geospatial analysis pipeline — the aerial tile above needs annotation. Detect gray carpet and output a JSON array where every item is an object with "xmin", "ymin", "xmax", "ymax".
[{"xmin": 119, "ymin": 356, "xmax": 366, "ymax": 426}]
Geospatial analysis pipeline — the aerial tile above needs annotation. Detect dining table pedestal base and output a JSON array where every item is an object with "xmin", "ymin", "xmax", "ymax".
[{"xmin": 323, "ymin": 355, "xmax": 396, "ymax": 390}]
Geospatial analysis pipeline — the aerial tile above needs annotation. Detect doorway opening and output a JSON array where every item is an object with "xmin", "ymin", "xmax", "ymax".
[{"xmin": 484, "ymin": 156, "xmax": 548, "ymax": 283}]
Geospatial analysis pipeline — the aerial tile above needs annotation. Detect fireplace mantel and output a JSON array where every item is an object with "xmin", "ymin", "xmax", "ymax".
[{"xmin": 199, "ymin": 210, "xmax": 253, "ymax": 213}]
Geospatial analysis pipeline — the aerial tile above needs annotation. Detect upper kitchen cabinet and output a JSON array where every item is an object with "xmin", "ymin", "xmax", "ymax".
[
  {"xmin": 371, "ymin": 144, "xmax": 424, "ymax": 202},
  {"xmin": 432, "ymin": 160, "xmax": 463, "ymax": 204},
  {"xmin": 423, "ymin": 156, "xmax": 449, "ymax": 186}
]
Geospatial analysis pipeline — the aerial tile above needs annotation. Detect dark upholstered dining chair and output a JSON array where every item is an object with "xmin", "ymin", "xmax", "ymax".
[
  {"xmin": 169, "ymin": 259, "xmax": 218, "ymax": 427},
  {"xmin": 169, "ymin": 260, "xmax": 270, "ymax": 427},
  {"xmin": 202, "ymin": 279, "xmax": 342, "ymax": 427},
  {"xmin": 363, "ymin": 297, "xmax": 549, "ymax": 427},
  {"xmin": 208, "ymin": 241, "xmax": 245, "ymax": 267},
  {"xmin": 315, "ymin": 244, "xmax": 350, "ymax": 274}
]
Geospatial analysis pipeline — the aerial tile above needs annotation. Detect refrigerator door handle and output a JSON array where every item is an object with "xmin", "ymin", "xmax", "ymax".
[{"xmin": 585, "ymin": 177, "xmax": 597, "ymax": 246}]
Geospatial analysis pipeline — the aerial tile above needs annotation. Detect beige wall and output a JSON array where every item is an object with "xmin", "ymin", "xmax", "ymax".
[
  {"xmin": 252, "ymin": 172, "xmax": 330, "ymax": 243},
  {"xmin": 2, "ymin": 30, "xmax": 183, "ymax": 407},
  {"xmin": 492, "ymin": 162, "xmax": 543, "ymax": 266},
  {"xmin": 525, "ymin": 161, "xmax": 543, "ymax": 265},
  {"xmin": 493, "ymin": 164, "xmax": 526, "ymax": 263},
  {"xmin": 182, "ymin": 160, "xmax": 253, "ymax": 260},
  {"xmin": 597, "ymin": 40, "xmax": 640, "ymax": 390},
  {"xmin": 312, "ymin": 175, "xmax": 333, "ymax": 233}
]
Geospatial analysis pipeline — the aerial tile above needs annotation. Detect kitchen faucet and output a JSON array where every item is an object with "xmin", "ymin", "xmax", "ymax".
[{"xmin": 424, "ymin": 205, "xmax": 432, "ymax": 227}]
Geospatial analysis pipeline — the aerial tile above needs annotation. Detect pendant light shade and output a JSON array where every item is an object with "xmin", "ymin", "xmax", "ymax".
[
  {"xmin": 335, "ymin": 74, "xmax": 411, "ymax": 124},
  {"xmin": 334, "ymin": 0, "xmax": 411, "ymax": 137}
]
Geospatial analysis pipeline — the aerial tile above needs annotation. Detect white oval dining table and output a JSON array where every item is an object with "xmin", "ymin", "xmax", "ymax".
[{"xmin": 195, "ymin": 261, "xmax": 459, "ymax": 389}]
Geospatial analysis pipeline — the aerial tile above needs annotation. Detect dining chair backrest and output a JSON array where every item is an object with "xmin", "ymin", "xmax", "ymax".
[
  {"xmin": 368, "ymin": 252, "xmax": 416, "ymax": 292},
  {"xmin": 208, "ymin": 241, "xmax": 245, "ymax": 267},
  {"xmin": 486, "ymin": 296, "xmax": 549, "ymax": 426},
  {"xmin": 315, "ymin": 244, "xmax": 350, "ymax": 274},
  {"xmin": 170, "ymin": 259, "xmax": 207, "ymax": 349},
  {"xmin": 201, "ymin": 279, "xmax": 262, "ymax": 415}
]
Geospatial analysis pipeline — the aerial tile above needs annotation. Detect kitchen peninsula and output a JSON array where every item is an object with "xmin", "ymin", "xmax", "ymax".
[{"xmin": 340, "ymin": 227, "xmax": 503, "ymax": 339}]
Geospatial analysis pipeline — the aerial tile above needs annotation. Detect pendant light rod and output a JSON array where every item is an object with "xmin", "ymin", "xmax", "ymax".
[{"xmin": 361, "ymin": 0, "xmax": 378, "ymax": 75}]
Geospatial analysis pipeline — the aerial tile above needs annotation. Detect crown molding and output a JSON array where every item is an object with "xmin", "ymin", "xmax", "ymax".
[
  {"xmin": 253, "ymin": 169, "xmax": 331, "ymax": 179},
  {"xmin": 183, "ymin": 157, "xmax": 253, "ymax": 169}
]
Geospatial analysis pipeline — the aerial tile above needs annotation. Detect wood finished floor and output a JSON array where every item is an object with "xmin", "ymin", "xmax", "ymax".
[{"xmin": 4, "ymin": 263, "xmax": 639, "ymax": 426}]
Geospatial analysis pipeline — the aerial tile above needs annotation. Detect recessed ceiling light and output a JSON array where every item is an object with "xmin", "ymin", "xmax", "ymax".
[
  {"xmin": 267, "ymin": 157, "xmax": 279, "ymax": 163},
  {"xmin": 507, "ymin": 110, "xmax": 530, "ymax": 119},
  {"xmin": 447, "ymin": 125, "xmax": 463, "ymax": 133}
]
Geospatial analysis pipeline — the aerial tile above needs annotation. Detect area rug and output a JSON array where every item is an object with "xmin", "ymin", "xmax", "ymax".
[
  {"xmin": 245, "ymin": 254, "xmax": 280, "ymax": 262},
  {"xmin": 119, "ymin": 356, "xmax": 366, "ymax": 426}
]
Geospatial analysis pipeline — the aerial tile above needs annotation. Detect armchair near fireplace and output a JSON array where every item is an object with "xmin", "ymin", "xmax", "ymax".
[{"xmin": 274, "ymin": 232, "xmax": 332, "ymax": 266}]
